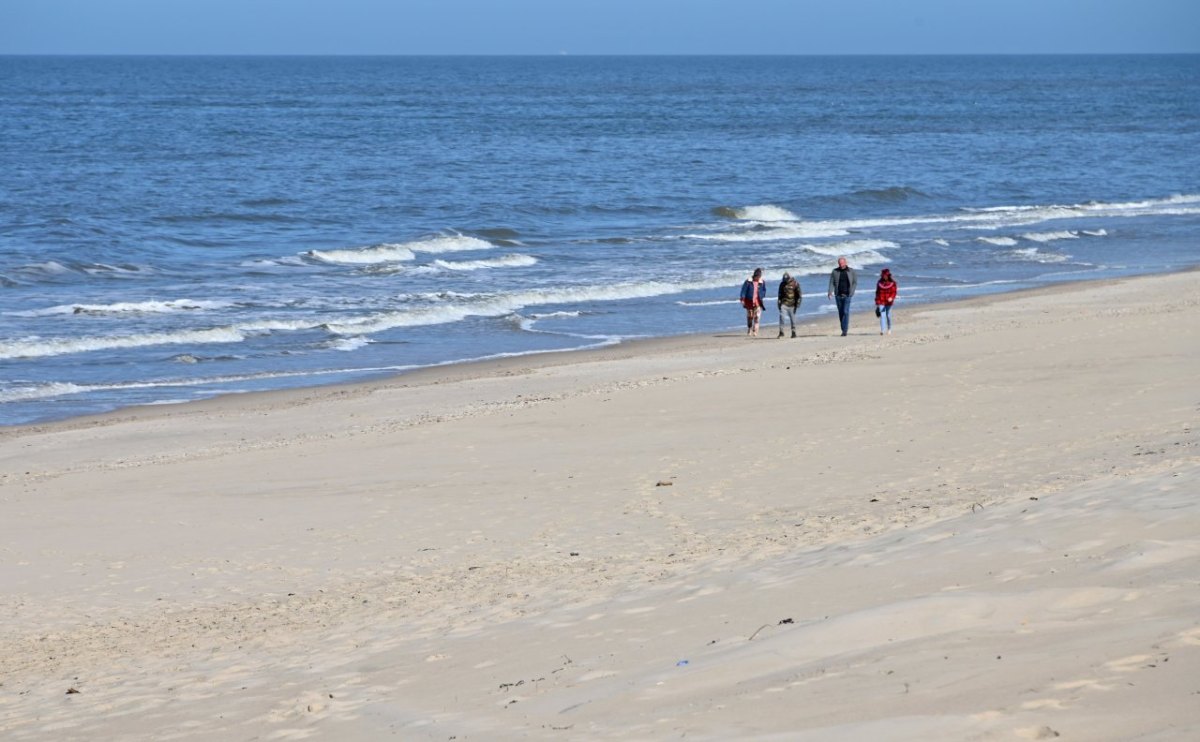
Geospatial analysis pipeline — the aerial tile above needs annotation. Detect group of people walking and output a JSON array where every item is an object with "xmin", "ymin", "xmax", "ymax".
[{"xmin": 740, "ymin": 257, "xmax": 897, "ymax": 337}]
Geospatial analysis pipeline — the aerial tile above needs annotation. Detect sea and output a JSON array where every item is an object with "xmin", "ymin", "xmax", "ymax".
[{"xmin": 2, "ymin": 55, "xmax": 1198, "ymax": 426}]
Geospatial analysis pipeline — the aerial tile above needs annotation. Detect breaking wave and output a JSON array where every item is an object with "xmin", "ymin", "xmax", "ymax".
[
  {"xmin": 1007, "ymin": 247, "xmax": 1070, "ymax": 263},
  {"xmin": 713, "ymin": 204, "xmax": 801, "ymax": 222},
  {"xmin": 0, "ymin": 327, "xmax": 247, "ymax": 360},
  {"xmin": 429, "ymin": 254, "xmax": 538, "ymax": 271},
  {"xmin": 1021, "ymin": 230, "xmax": 1080, "ymax": 243},
  {"xmin": 9, "ymin": 299, "xmax": 232, "ymax": 318},
  {"xmin": 307, "ymin": 234, "xmax": 495, "ymax": 265},
  {"xmin": 976, "ymin": 236, "xmax": 1019, "ymax": 246}
]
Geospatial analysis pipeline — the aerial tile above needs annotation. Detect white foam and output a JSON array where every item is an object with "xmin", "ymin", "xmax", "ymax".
[
  {"xmin": 9, "ymin": 299, "xmax": 232, "ymax": 318},
  {"xmin": 323, "ymin": 275, "xmax": 746, "ymax": 336},
  {"xmin": 309, "ymin": 244, "xmax": 416, "ymax": 264},
  {"xmin": 731, "ymin": 204, "xmax": 801, "ymax": 222},
  {"xmin": 429, "ymin": 254, "xmax": 537, "ymax": 271},
  {"xmin": 0, "ymin": 382, "xmax": 91, "ymax": 403},
  {"xmin": 676, "ymin": 299, "xmax": 736, "ymax": 307},
  {"xmin": 976, "ymin": 236, "xmax": 1018, "ymax": 247},
  {"xmin": 688, "ymin": 224, "xmax": 850, "ymax": 242},
  {"xmin": 25, "ymin": 261, "xmax": 71, "ymax": 274},
  {"xmin": 408, "ymin": 234, "xmax": 495, "ymax": 254},
  {"xmin": 758, "ymin": 193, "xmax": 1200, "ymax": 240},
  {"xmin": 0, "ymin": 327, "xmax": 246, "ymax": 360},
  {"xmin": 1081, "ymin": 229, "xmax": 1108, "ymax": 237},
  {"xmin": 328, "ymin": 337, "xmax": 370, "ymax": 352},
  {"xmin": 1021, "ymin": 230, "xmax": 1078, "ymax": 243},
  {"xmin": 306, "ymin": 234, "xmax": 495, "ymax": 266},
  {"xmin": 1008, "ymin": 247, "xmax": 1069, "ymax": 264},
  {"xmin": 81, "ymin": 263, "xmax": 145, "ymax": 276},
  {"xmin": 802, "ymin": 239, "xmax": 898, "ymax": 257}
]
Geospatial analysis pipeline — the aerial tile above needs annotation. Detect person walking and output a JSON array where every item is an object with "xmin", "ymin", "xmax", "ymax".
[
  {"xmin": 826, "ymin": 256, "xmax": 857, "ymax": 336},
  {"xmin": 875, "ymin": 267, "xmax": 898, "ymax": 335},
  {"xmin": 777, "ymin": 272, "xmax": 802, "ymax": 338},
  {"xmin": 740, "ymin": 267, "xmax": 766, "ymax": 337}
]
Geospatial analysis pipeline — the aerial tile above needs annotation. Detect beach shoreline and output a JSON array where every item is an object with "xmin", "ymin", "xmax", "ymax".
[
  {"xmin": 2, "ymin": 268, "xmax": 1198, "ymax": 740},
  {"xmin": 7, "ymin": 266, "xmax": 1194, "ymax": 437}
]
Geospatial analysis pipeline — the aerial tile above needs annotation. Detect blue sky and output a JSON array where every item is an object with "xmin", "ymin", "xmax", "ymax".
[{"xmin": 2, "ymin": 0, "xmax": 1197, "ymax": 55}]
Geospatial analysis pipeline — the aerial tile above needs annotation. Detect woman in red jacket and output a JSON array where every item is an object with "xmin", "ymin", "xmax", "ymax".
[
  {"xmin": 875, "ymin": 268, "xmax": 898, "ymax": 335},
  {"xmin": 740, "ymin": 267, "xmax": 766, "ymax": 337}
]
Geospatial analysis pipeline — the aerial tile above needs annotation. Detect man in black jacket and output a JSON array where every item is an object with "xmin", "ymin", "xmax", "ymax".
[{"xmin": 826, "ymin": 257, "xmax": 857, "ymax": 336}]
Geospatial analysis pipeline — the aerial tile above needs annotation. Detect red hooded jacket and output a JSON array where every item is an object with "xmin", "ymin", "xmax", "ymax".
[{"xmin": 875, "ymin": 270, "xmax": 897, "ymax": 307}]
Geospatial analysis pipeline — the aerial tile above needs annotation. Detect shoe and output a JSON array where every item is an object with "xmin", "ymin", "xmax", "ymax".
[
  {"xmin": 791, "ymin": 330, "xmax": 797, "ymax": 338},
  {"xmin": 777, "ymin": 331, "xmax": 785, "ymax": 338},
  {"xmin": 841, "ymin": 332, "xmax": 847, "ymax": 337}
]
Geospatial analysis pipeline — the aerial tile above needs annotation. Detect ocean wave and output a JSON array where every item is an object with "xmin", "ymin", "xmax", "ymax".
[
  {"xmin": 691, "ymin": 193, "xmax": 1197, "ymax": 246},
  {"xmin": 0, "ymin": 381, "xmax": 92, "ymax": 404},
  {"xmin": 471, "ymin": 227, "xmax": 521, "ymax": 241},
  {"xmin": 9, "ymin": 299, "xmax": 232, "ymax": 318},
  {"xmin": 323, "ymin": 276, "xmax": 747, "ymax": 336},
  {"xmin": 308, "ymin": 244, "xmax": 417, "ymax": 264},
  {"xmin": 787, "ymin": 193, "xmax": 1200, "ymax": 238},
  {"xmin": 430, "ymin": 254, "xmax": 538, "ymax": 271},
  {"xmin": 1020, "ymin": 230, "xmax": 1079, "ymax": 243},
  {"xmin": 976, "ymin": 236, "xmax": 1019, "ymax": 246},
  {"xmin": 963, "ymin": 193, "xmax": 1200, "ymax": 221},
  {"xmin": 802, "ymin": 239, "xmax": 899, "ymax": 257},
  {"xmin": 306, "ymin": 234, "xmax": 495, "ymax": 265},
  {"xmin": 0, "ymin": 327, "xmax": 247, "ymax": 360},
  {"xmin": 240, "ymin": 197, "xmax": 296, "ymax": 207},
  {"xmin": 16, "ymin": 261, "xmax": 72, "ymax": 275},
  {"xmin": 2, "ymin": 277, "xmax": 751, "ymax": 355},
  {"xmin": 327, "ymin": 337, "xmax": 371, "ymax": 352},
  {"xmin": 155, "ymin": 211, "xmax": 304, "ymax": 225},
  {"xmin": 688, "ymin": 224, "xmax": 850, "ymax": 242},
  {"xmin": 713, "ymin": 204, "xmax": 801, "ymax": 222},
  {"xmin": 847, "ymin": 186, "xmax": 930, "ymax": 202},
  {"xmin": 1007, "ymin": 247, "xmax": 1070, "ymax": 264},
  {"xmin": 676, "ymin": 299, "xmax": 736, "ymax": 307}
]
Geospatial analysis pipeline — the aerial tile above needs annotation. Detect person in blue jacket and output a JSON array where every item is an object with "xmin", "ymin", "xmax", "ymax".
[{"xmin": 740, "ymin": 267, "xmax": 767, "ymax": 337}]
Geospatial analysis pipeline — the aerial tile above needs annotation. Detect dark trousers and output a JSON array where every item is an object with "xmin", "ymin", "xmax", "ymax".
[{"xmin": 836, "ymin": 296, "xmax": 852, "ymax": 335}]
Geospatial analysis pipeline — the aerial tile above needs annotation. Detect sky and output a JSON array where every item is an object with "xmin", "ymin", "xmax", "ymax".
[{"xmin": 1, "ymin": 0, "xmax": 1198, "ymax": 55}]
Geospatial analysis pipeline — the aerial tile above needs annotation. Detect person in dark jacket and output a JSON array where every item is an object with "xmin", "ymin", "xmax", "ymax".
[
  {"xmin": 874, "ymin": 267, "xmax": 898, "ymax": 335},
  {"xmin": 777, "ymin": 272, "xmax": 802, "ymax": 338},
  {"xmin": 826, "ymin": 256, "xmax": 857, "ymax": 336},
  {"xmin": 740, "ymin": 267, "xmax": 766, "ymax": 337}
]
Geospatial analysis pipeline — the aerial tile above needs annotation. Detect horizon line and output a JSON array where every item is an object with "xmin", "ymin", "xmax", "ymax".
[{"xmin": 3, "ymin": 51, "xmax": 1199, "ymax": 58}]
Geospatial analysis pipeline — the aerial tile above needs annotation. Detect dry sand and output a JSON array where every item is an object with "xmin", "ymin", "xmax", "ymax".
[{"xmin": 1, "ymin": 270, "xmax": 1198, "ymax": 741}]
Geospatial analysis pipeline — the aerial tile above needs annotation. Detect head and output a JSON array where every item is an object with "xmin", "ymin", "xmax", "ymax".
[
  {"xmin": 880, "ymin": 268, "xmax": 892, "ymax": 281},
  {"xmin": 752, "ymin": 267, "xmax": 762, "ymax": 280},
  {"xmin": 837, "ymin": 257, "xmax": 848, "ymax": 269},
  {"xmin": 782, "ymin": 272, "xmax": 791, "ymax": 281}
]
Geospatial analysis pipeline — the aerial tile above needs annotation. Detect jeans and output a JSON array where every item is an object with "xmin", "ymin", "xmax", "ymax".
[
  {"xmin": 879, "ymin": 304, "xmax": 892, "ymax": 332},
  {"xmin": 779, "ymin": 304, "xmax": 797, "ymax": 332},
  {"xmin": 835, "ymin": 295, "xmax": 852, "ymax": 335}
]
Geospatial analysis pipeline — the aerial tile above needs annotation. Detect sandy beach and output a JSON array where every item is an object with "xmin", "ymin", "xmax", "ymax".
[{"xmin": 1, "ymin": 270, "xmax": 1198, "ymax": 741}]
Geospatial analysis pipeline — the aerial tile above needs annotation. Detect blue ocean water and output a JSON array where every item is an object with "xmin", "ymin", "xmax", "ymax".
[{"xmin": 1, "ymin": 55, "xmax": 1198, "ymax": 425}]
